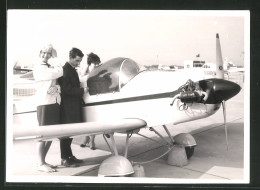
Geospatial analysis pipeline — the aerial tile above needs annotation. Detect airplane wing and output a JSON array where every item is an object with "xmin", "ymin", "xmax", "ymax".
[
  {"xmin": 13, "ymin": 68, "xmax": 33, "ymax": 72},
  {"xmin": 13, "ymin": 118, "xmax": 147, "ymax": 141},
  {"xmin": 227, "ymin": 68, "xmax": 245, "ymax": 73},
  {"xmin": 19, "ymin": 71, "xmax": 34, "ymax": 79}
]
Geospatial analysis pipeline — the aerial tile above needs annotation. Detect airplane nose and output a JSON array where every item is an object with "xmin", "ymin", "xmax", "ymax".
[
  {"xmin": 199, "ymin": 79, "xmax": 241, "ymax": 104},
  {"xmin": 214, "ymin": 79, "xmax": 241, "ymax": 102}
]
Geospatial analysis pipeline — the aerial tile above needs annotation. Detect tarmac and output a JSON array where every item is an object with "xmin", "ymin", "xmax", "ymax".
[{"xmin": 7, "ymin": 72, "xmax": 248, "ymax": 183}]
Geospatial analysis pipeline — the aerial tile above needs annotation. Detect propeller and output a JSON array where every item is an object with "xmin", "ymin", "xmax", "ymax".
[
  {"xmin": 198, "ymin": 78, "xmax": 240, "ymax": 150},
  {"xmin": 212, "ymin": 34, "xmax": 240, "ymax": 150},
  {"xmin": 215, "ymin": 33, "xmax": 238, "ymax": 150}
]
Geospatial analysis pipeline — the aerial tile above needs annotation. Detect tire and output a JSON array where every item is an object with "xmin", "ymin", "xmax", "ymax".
[{"xmin": 185, "ymin": 146, "xmax": 195, "ymax": 159}]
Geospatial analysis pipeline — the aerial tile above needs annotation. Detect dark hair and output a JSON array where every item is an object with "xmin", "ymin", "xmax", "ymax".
[
  {"xmin": 87, "ymin": 52, "xmax": 101, "ymax": 65},
  {"xmin": 69, "ymin": 48, "xmax": 84, "ymax": 59}
]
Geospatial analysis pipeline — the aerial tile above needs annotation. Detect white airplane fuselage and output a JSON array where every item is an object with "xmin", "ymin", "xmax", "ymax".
[{"xmin": 82, "ymin": 70, "xmax": 220, "ymax": 127}]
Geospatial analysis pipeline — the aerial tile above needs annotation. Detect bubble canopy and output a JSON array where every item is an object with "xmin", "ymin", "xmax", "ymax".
[{"xmin": 87, "ymin": 57, "xmax": 142, "ymax": 95}]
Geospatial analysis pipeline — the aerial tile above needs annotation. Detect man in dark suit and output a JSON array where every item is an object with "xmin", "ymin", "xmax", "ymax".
[{"xmin": 58, "ymin": 48, "xmax": 88, "ymax": 167}]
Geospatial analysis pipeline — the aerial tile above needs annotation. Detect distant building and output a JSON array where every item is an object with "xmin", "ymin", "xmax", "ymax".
[
  {"xmin": 13, "ymin": 74, "xmax": 36, "ymax": 101},
  {"xmin": 202, "ymin": 62, "xmax": 216, "ymax": 69},
  {"xmin": 184, "ymin": 60, "xmax": 205, "ymax": 69}
]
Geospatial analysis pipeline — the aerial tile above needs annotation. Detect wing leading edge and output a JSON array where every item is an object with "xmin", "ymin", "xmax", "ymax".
[{"xmin": 13, "ymin": 118, "xmax": 147, "ymax": 141}]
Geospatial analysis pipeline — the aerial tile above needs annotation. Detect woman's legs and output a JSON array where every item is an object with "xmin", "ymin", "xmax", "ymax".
[
  {"xmin": 37, "ymin": 141, "xmax": 56, "ymax": 172},
  {"xmin": 80, "ymin": 135, "xmax": 96, "ymax": 150},
  {"xmin": 43, "ymin": 141, "xmax": 57, "ymax": 168},
  {"xmin": 89, "ymin": 135, "xmax": 96, "ymax": 150},
  {"xmin": 36, "ymin": 103, "xmax": 60, "ymax": 172},
  {"xmin": 80, "ymin": 136, "xmax": 90, "ymax": 147}
]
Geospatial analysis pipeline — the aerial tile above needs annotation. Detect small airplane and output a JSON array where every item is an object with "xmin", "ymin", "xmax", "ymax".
[
  {"xmin": 202, "ymin": 60, "xmax": 244, "ymax": 74},
  {"xmin": 13, "ymin": 62, "xmax": 33, "ymax": 73},
  {"xmin": 183, "ymin": 57, "xmax": 244, "ymax": 79},
  {"xmin": 13, "ymin": 67, "xmax": 33, "ymax": 73},
  {"xmin": 158, "ymin": 64, "xmax": 178, "ymax": 71},
  {"xmin": 16, "ymin": 71, "xmax": 34, "ymax": 80},
  {"xmin": 13, "ymin": 33, "xmax": 241, "ymax": 177}
]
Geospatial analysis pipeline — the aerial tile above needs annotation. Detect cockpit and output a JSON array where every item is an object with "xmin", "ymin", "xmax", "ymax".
[{"xmin": 87, "ymin": 57, "xmax": 142, "ymax": 95}]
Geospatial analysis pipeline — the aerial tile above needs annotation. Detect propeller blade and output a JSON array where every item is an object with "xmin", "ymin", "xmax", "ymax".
[
  {"xmin": 222, "ymin": 101, "xmax": 229, "ymax": 150},
  {"xmin": 216, "ymin": 33, "xmax": 224, "ymax": 79}
]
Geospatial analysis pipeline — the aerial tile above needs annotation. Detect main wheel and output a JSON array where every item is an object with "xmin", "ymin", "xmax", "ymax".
[{"xmin": 185, "ymin": 146, "xmax": 195, "ymax": 159}]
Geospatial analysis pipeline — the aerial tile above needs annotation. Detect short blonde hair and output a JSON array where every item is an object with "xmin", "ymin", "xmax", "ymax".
[{"xmin": 39, "ymin": 44, "xmax": 54, "ymax": 57}]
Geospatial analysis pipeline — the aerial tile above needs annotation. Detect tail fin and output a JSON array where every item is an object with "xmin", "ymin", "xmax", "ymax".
[{"xmin": 216, "ymin": 33, "xmax": 224, "ymax": 79}]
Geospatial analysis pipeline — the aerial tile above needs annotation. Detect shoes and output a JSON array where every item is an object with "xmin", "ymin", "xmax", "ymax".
[
  {"xmin": 89, "ymin": 141, "xmax": 96, "ymax": 150},
  {"xmin": 80, "ymin": 144, "xmax": 86, "ymax": 148},
  {"xmin": 61, "ymin": 159, "xmax": 79, "ymax": 167},
  {"xmin": 90, "ymin": 146, "xmax": 96, "ymax": 150},
  {"xmin": 37, "ymin": 164, "xmax": 57, "ymax": 172},
  {"xmin": 45, "ymin": 162, "xmax": 57, "ymax": 169},
  {"xmin": 80, "ymin": 143, "xmax": 96, "ymax": 150},
  {"xmin": 69, "ymin": 156, "xmax": 83, "ymax": 163}
]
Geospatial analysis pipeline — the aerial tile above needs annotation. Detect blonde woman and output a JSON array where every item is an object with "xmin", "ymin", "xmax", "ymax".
[{"xmin": 33, "ymin": 44, "xmax": 63, "ymax": 172}]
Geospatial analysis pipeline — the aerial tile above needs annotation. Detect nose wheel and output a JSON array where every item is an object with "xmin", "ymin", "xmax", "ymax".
[{"xmin": 148, "ymin": 126, "xmax": 196, "ymax": 165}]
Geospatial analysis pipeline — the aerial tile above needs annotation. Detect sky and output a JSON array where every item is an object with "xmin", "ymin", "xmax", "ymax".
[{"xmin": 7, "ymin": 10, "xmax": 249, "ymax": 67}]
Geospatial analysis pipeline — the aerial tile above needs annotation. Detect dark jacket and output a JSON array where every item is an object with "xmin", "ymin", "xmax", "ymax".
[{"xmin": 58, "ymin": 62, "xmax": 84, "ymax": 124}]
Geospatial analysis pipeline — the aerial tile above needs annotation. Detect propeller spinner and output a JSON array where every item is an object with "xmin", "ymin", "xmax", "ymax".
[{"xmin": 199, "ymin": 78, "xmax": 241, "ymax": 104}]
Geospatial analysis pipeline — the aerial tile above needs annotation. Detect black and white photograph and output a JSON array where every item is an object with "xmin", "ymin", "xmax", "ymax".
[{"xmin": 6, "ymin": 10, "xmax": 249, "ymax": 184}]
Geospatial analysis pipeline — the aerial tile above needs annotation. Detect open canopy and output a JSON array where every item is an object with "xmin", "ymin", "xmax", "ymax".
[{"xmin": 87, "ymin": 57, "xmax": 141, "ymax": 95}]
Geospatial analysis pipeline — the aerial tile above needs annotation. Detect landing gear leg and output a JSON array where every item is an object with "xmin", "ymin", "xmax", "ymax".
[
  {"xmin": 149, "ymin": 125, "xmax": 189, "ymax": 166},
  {"xmin": 124, "ymin": 132, "xmax": 130, "ymax": 157}
]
